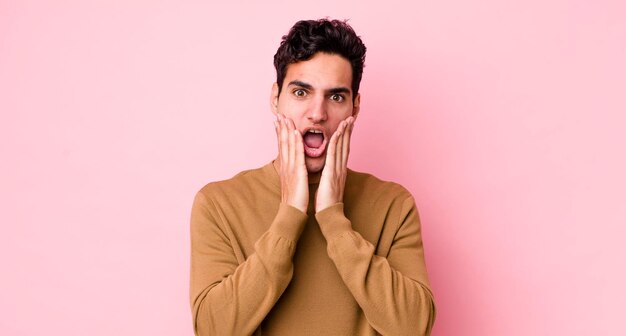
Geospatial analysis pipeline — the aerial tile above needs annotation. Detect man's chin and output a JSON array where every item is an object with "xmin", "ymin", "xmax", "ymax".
[{"xmin": 305, "ymin": 156, "xmax": 325, "ymax": 174}]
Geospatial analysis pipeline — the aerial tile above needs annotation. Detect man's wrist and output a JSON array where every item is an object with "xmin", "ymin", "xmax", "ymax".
[
  {"xmin": 270, "ymin": 203, "xmax": 309, "ymax": 242},
  {"xmin": 315, "ymin": 203, "xmax": 352, "ymax": 239}
]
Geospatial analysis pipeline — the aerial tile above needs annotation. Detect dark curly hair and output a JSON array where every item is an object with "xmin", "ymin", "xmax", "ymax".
[{"xmin": 273, "ymin": 19, "xmax": 367, "ymax": 101}]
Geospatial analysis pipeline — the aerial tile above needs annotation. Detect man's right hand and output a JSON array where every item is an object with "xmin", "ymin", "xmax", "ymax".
[{"xmin": 274, "ymin": 114, "xmax": 309, "ymax": 213}]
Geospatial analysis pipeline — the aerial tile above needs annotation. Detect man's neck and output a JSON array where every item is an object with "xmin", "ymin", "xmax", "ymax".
[{"xmin": 272, "ymin": 158, "xmax": 322, "ymax": 185}]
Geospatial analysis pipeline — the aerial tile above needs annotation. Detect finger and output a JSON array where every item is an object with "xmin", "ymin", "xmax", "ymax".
[
  {"xmin": 294, "ymin": 129, "xmax": 305, "ymax": 168},
  {"xmin": 274, "ymin": 119, "xmax": 280, "ymax": 154},
  {"xmin": 286, "ymin": 118, "xmax": 296, "ymax": 168},
  {"xmin": 341, "ymin": 118, "xmax": 353, "ymax": 170},
  {"xmin": 279, "ymin": 116, "xmax": 289, "ymax": 170},
  {"xmin": 335, "ymin": 121, "xmax": 346, "ymax": 175},
  {"xmin": 325, "ymin": 123, "xmax": 341, "ymax": 174}
]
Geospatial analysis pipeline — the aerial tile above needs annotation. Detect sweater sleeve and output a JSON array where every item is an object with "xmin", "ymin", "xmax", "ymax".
[
  {"xmin": 190, "ymin": 191, "xmax": 307, "ymax": 336},
  {"xmin": 315, "ymin": 197, "xmax": 436, "ymax": 336}
]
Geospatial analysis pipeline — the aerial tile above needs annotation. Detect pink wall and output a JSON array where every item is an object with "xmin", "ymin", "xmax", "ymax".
[{"xmin": 1, "ymin": 1, "xmax": 624, "ymax": 335}]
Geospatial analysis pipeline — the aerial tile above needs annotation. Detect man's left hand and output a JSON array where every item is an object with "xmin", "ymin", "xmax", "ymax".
[{"xmin": 315, "ymin": 116, "xmax": 355, "ymax": 212}]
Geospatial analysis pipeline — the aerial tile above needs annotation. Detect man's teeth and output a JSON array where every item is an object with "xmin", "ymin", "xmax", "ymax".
[{"xmin": 308, "ymin": 130, "xmax": 322, "ymax": 134}]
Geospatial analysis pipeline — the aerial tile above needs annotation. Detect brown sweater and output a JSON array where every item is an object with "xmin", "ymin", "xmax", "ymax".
[{"xmin": 190, "ymin": 161, "xmax": 436, "ymax": 335}]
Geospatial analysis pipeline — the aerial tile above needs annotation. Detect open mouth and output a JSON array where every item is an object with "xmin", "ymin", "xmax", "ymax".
[{"xmin": 302, "ymin": 128, "xmax": 327, "ymax": 158}]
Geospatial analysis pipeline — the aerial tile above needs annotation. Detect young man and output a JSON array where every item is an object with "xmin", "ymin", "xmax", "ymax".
[{"xmin": 190, "ymin": 19, "xmax": 436, "ymax": 335}]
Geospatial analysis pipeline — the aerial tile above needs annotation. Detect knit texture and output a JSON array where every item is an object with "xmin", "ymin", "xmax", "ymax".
[{"xmin": 190, "ymin": 161, "xmax": 436, "ymax": 335}]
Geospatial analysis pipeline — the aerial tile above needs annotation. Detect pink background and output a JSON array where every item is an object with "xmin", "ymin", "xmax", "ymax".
[{"xmin": 1, "ymin": 1, "xmax": 625, "ymax": 335}]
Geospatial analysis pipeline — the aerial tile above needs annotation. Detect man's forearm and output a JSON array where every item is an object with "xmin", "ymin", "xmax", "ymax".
[
  {"xmin": 190, "ymin": 195, "xmax": 307, "ymax": 335},
  {"xmin": 316, "ymin": 201, "xmax": 436, "ymax": 336}
]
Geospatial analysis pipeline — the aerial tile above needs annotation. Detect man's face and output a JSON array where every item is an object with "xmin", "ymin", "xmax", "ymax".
[{"xmin": 271, "ymin": 52, "xmax": 360, "ymax": 174}]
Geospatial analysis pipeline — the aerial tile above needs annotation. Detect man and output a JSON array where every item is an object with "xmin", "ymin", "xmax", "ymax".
[{"xmin": 190, "ymin": 19, "xmax": 435, "ymax": 335}]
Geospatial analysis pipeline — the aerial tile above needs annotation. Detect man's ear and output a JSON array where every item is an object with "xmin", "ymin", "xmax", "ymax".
[
  {"xmin": 352, "ymin": 93, "xmax": 361, "ymax": 120},
  {"xmin": 270, "ymin": 83, "xmax": 279, "ymax": 115}
]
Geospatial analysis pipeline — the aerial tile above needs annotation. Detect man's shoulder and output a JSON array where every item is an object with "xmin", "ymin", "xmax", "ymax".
[
  {"xmin": 196, "ymin": 163, "xmax": 275, "ymax": 200},
  {"xmin": 346, "ymin": 168, "xmax": 413, "ymax": 201}
]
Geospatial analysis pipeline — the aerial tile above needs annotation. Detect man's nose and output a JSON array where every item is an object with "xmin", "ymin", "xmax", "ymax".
[{"xmin": 306, "ymin": 96, "xmax": 327, "ymax": 123}]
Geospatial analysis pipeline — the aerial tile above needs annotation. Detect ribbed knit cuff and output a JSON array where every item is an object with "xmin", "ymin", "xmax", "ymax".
[
  {"xmin": 269, "ymin": 203, "xmax": 308, "ymax": 242},
  {"xmin": 315, "ymin": 203, "xmax": 353, "ymax": 239}
]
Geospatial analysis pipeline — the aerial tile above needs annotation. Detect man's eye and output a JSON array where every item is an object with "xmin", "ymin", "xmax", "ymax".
[
  {"xmin": 293, "ymin": 89, "xmax": 306, "ymax": 97},
  {"xmin": 330, "ymin": 94, "xmax": 344, "ymax": 102}
]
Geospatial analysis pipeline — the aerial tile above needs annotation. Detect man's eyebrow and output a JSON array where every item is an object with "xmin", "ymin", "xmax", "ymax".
[
  {"xmin": 328, "ymin": 87, "xmax": 351, "ymax": 95},
  {"xmin": 287, "ymin": 80, "xmax": 313, "ymax": 90}
]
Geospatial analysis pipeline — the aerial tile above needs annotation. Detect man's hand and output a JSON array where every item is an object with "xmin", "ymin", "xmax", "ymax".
[
  {"xmin": 315, "ymin": 116, "xmax": 355, "ymax": 212},
  {"xmin": 274, "ymin": 114, "xmax": 309, "ymax": 213}
]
